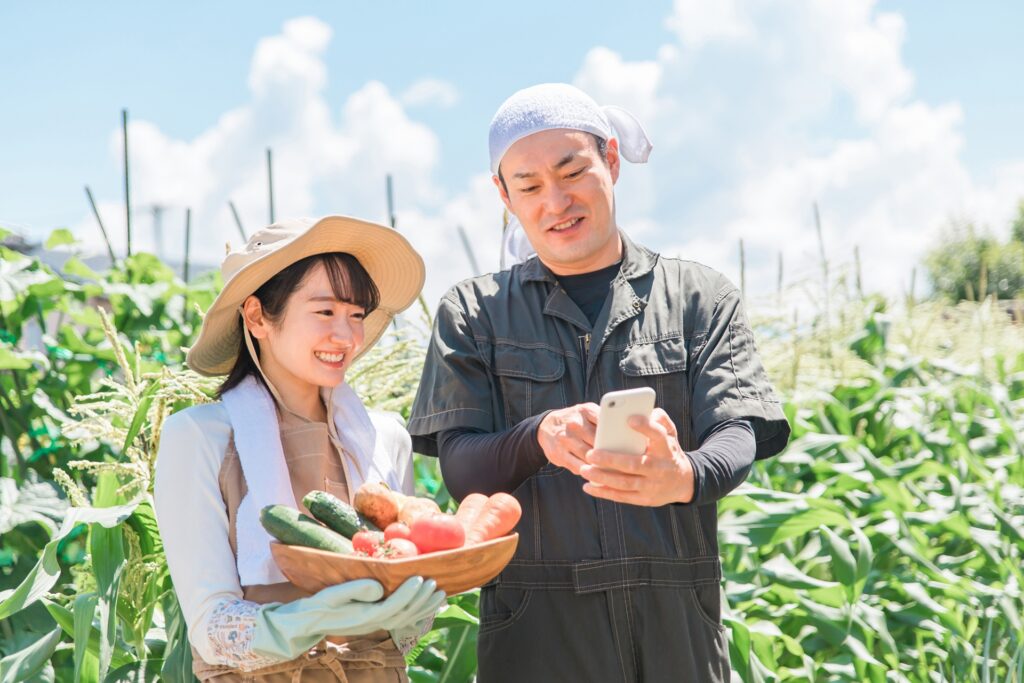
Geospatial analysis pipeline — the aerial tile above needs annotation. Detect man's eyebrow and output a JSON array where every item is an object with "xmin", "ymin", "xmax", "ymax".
[
  {"xmin": 553, "ymin": 152, "xmax": 578, "ymax": 170},
  {"xmin": 511, "ymin": 152, "xmax": 580, "ymax": 179}
]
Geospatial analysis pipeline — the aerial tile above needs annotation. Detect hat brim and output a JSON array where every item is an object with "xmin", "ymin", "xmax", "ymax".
[{"xmin": 185, "ymin": 215, "xmax": 425, "ymax": 377}]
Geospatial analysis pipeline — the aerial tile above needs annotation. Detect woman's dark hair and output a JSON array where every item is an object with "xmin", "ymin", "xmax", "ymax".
[{"xmin": 217, "ymin": 252, "xmax": 380, "ymax": 397}]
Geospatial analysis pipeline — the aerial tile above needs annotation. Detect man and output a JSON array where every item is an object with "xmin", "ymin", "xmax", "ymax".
[{"xmin": 408, "ymin": 83, "xmax": 790, "ymax": 682}]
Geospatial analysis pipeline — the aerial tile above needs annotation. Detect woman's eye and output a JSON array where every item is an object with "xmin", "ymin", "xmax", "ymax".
[
  {"xmin": 317, "ymin": 310, "xmax": 334, "ymax": 317},
  {"xmin": 351, "ymin": 311, "xmax": 367, "ymax": 320}
]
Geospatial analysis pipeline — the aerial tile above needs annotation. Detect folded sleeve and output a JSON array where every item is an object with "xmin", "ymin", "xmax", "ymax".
[
  {"xmin": 689, "ymin": 284, "xmax": 790, "ymax": 459},
  {"xmin": 407, "ymin": 293, "xmax": 498, "ymax": 456}
]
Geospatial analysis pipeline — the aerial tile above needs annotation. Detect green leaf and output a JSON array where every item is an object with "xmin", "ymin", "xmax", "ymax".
[
  {"xmin": 0, "ymin": 500, "xmax": 138, "ymax": 620},
  {"xmin": 62, "ymin": 256, "xmax": 101, "ymax": 280},
  {"xmin": 0, "ymin": 474, "xmax": 68, "ymax": 535},
  {"xmin": 850, "ymin": 522, "xmax": 873, "ymax": 601},
  {"xmin": 0, "ymin": 345, "xmax": 33, "ymax": 370},
  {"xmin": 0, "ymin": 625, "xmax": 62, "ymax": 683},
  {"xmin": 91, "ymin": 472, "xmax": 127, "ymax": 682},
  {"xmin": 843, "ymin": 633, "xmax": 882, "ymax": 667},
  {"xmin": 432, "ymin": 603, "xmax": 480, "ymax": 629},
  {"xmin": 43, "ymin": 599, "xmax": 135, "ymax": 672},
  {"xmin": 435, "ymin": 624, "xmax": 477, "ymax": 683},
  {"xmin": 819, "ymin": 526, "xmax": 857, "ymax": 589},
  {"xmin": 760, "ymin": 555, "xmax": 839, "ymax": 590},
  {"xmin": 105, "ymin": 659, "xmax": 164, "ymax": 682},
  {"xmin": 123, "ymin": 381, "xmax": 161, "ymax": 453},
  {"xmin": 0, "ymin": 256, "xmax": 54, "ymax": 301},
  {"xmin": 159, "ymin": 592, "xmax": 198, "ymax": 683},
  {"xmin": 44, "ymin": 228, "xmax": 77, "ymax": 249},
  {"xmin": 725, "ymin": 616, "xmax": 752, "ymax": 680},
  {"xmin": 126, "ymin": 501, "xmax": 163, "ymax": 558},
  {"xmin": 73, "ymin": 593, "xmax": 99, "ymax": 683},
  {"xmin": 721, "ymin": 505, "xmax": 850, "ymax": 547}
]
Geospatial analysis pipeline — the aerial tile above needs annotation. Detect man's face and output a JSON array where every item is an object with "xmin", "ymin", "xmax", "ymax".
[{"xmin": 495, "ymin": 129, "xmax": 621, "ymax": 276}]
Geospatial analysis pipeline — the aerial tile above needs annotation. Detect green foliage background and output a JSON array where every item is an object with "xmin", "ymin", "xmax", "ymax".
[
  {"xmin": 1, "ymin": 228, "xmax": 1022, "ymax": 682},
  {"xmin": 924, "ymin": 202, "xmax": 1024, "ymax": 302}
]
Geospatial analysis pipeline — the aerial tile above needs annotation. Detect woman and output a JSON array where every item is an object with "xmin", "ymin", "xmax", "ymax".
[{"xmin": 155, "ymin": 216, "xmax": 443, "ymax": 682}]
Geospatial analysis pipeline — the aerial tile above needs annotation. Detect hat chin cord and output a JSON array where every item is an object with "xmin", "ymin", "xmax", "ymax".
[{"xmin": 240, "ymin": 308, "xmax": 290, "ymax": 409}]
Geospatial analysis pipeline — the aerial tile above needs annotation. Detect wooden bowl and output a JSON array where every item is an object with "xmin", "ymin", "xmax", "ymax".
[{"xmin": 270, "ymin": 533, "xmax": 519, "ymax": 596}]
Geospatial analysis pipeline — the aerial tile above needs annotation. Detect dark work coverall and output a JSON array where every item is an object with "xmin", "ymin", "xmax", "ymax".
[{"xmin": 408, "ymin": 233, "xmax": 790, "ymax": 682}]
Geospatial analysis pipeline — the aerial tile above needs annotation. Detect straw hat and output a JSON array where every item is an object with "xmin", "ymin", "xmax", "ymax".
[{"xmin": 186, "ymin": 215, "xmax": 425, "ymax": 377}]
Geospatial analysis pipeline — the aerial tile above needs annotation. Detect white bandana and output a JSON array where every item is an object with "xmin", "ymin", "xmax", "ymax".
[{"xmin": 488, "ymin": 83, "xmax": 653, "ymax": 175}]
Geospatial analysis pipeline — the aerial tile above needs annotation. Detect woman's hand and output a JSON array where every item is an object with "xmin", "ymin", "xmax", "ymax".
[{"xmin": 251, "ymin": 576, "xmax": 446, "ymax": 660}]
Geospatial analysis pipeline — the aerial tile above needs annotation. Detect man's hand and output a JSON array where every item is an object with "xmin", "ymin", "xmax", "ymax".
[
  {"xmin": 537, "ymin": 403, "xmax": 600, "ymax": 475},
  {"xmin": 579, "ymin": 408, "xmax": 695, "ymax": 506}
]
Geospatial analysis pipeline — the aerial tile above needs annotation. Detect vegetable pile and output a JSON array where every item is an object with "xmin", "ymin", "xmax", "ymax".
[{"xmin": 260, "ymin": 483, "xmax": 521, "ymax": 559}]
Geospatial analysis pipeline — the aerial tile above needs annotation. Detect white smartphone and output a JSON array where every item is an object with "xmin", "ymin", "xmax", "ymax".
[{"xmin": 593, "ymin": 387, "xmax": 656, "ymax": 455}]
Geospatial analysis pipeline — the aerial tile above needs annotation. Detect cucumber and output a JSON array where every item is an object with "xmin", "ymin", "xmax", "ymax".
[
  {"xmin": 303, "ymin": 490, "xmax": 380, "ymax": 537},
  {"xmin": 260, "ymin": 504, "xmax": 354, "ymax": 554}
]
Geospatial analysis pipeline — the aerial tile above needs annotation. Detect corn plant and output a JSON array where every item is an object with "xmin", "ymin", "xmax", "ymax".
[{"xmin": 2, "ymin": 228, "xmax": 1023, "ymax": 682}]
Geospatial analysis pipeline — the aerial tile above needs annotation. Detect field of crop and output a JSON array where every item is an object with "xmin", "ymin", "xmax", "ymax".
[{"xmin": 1, "ymin": 229, "xmax": 1022, "ymax": 682}]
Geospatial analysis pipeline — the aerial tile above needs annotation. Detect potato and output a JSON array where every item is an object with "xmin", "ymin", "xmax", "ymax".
[
  {"xmin": 354, "ymin": 482, "xmax": 404, "ymax": 529},
  {"xmin": 398, "ymin": 497, "xmax": 442, "ymax": 526}
]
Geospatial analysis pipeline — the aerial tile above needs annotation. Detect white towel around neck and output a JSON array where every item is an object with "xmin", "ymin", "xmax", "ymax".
[{"xmin": 221, "ymin": 375, "xmax": 403, "ymax": 586}]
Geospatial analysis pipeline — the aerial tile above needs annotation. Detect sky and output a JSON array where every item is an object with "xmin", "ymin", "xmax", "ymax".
[{"xmin": 2, "ymin": 1, "xmax": 1023, "ymax": 310}]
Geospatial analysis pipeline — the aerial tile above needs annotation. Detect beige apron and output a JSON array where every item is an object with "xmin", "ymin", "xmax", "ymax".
[{"xmin": 190, "ymin": 403, "xmax": 408, "ymax": 682}]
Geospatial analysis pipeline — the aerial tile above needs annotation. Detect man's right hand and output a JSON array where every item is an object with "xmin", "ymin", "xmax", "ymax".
[{"xmin": 536, "ymin": 403, "xmax": 600, "ymax": 475}]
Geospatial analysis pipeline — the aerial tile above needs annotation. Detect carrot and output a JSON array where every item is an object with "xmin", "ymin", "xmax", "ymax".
[
  {"xmin": 466, "ymin": 493, "xmax": 522, "ymax": 544},
  {"xmin": 454, "ymin": 493, "xmax": 489, "ymax": 534}
]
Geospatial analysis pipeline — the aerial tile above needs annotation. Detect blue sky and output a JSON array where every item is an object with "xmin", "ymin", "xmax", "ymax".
[{"xmin": 2, "ymin": 1, "xmax": 1022, "ymax": 306}]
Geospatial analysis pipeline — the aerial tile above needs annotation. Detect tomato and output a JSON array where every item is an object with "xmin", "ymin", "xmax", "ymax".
[
  {"xmin": 380, "ymin": 538, "xmax": 419, "ymax": 558},
  {"xmin": 410, "ymin": 514, "xmax": 466, "ymax": 554},
  {"xmin": 384, "ymin": 522, "xmax": 413, "ymax": 542},
  {"xmin": 352, "ymin": 530, "xmax": 384, "ymax": 556}
]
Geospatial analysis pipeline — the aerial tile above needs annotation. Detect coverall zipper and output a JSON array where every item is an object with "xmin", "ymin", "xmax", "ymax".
[{"xmin": 578, "ymin": 333, "xmax": 591, "ymax": 380}]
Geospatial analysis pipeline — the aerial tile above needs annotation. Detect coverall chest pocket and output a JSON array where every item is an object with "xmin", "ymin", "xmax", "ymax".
[
  {"xmin": 491, "ymin": 345, "xmax": 566, "ymax": 428},
  {"xmin": 618, "ymin": 334, "xmax": 689, "ymax": 426}
]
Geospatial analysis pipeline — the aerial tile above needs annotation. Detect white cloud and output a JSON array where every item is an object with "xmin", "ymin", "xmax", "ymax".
[
  {"xmin": 571, "ymin": 0, "xmax": 1023, "ymax": 302},
  {"xmin": 665, "ymin": 0, "xmax": 753, "ymax": 50},
  {"xmin": 73, "ymin": 4, "xmax": 1024, "ymax": 316},
  {"xmin": 77, "ymin": 17, "xmax": 460, "ymax": 273},
  {"xmin": 401, "ymin": 79, "xmax": 460, "ymax": 109}
]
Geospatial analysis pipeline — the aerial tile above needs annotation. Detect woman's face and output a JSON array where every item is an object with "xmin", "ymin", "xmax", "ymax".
[{"xmin": 245, "ymin": 262, "xmax": 367, "ymax": 396}]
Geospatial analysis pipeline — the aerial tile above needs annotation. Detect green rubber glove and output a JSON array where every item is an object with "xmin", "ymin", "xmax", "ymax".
[{"xmin": 251, "ymin": 576, "xmax": 447, "ymax": 660}]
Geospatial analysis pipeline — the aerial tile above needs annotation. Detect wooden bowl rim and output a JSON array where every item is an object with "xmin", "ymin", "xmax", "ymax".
[{"xmin": 270, "ymin": 532, "xmax": 518, "ymax": 565}]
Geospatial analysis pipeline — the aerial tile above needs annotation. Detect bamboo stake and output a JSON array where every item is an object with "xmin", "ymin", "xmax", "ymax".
[
  {"xmin": 776, "ymin": 251, "xmax": 784, "ymax": 307},
  {"xmin": 739, "ymin": 238, "xmax": 746, "ymax": 300},
  {"xmin": 267, "ymin": 148, "xmax": 275, "ymax": 224},
  {"xmin": 386, "ymin": 174, "xmax": 396, "ymax": 228},
  {"xmin": 183, "ymin": 208, "xmax": 192, "ymax": 283},
  {"xmin": 813, "ymin": 202, "xmax": 832, "ymax": 361},
  {"xmin": 229, "ymin": 200, "xmax": 247, "ymax": 242},
  {"xmin": 380, "ymin": 174, "xmax": 429, "ymax": 325},
  {"xmin": 122, "ymin": 109, "xmax": 132, "ymax": 256},
  {"xmin": 457, "ymin": 225, "xmax": 481, "ymax": 275},
  {"xmin": 854, "ymin": 245, "xmax": 863, "ymax": 299},
  {"xmin": 979, "ymin": 258, "xmax": 988, "ymax": 302},
  {"xmin": 84, "ymin": 185, "xmax": 117, "ymax": 263}
]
